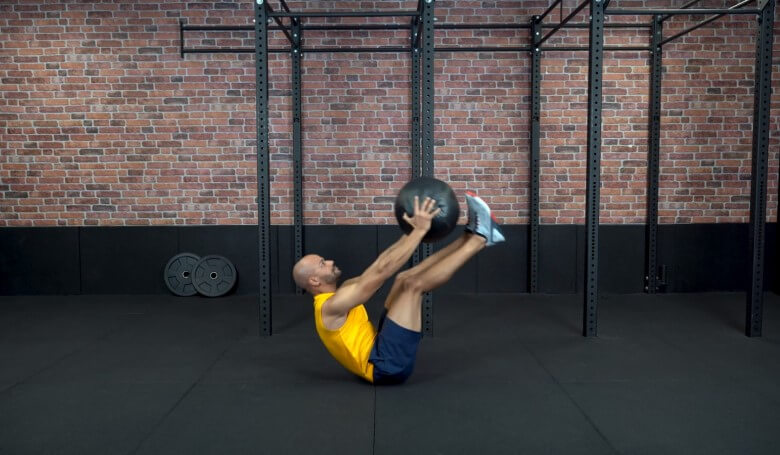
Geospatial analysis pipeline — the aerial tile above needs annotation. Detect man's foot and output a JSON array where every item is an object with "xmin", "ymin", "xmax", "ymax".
[{"xmin": 465, "ymin": 192, "xmax": 505, "ymax": 246}]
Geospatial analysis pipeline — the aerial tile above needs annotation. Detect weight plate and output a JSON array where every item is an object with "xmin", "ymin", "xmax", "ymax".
[
  {"xmin": 164, "ymin": 253, "xmax": 200, "ymax": 297},
  {"xmin": 192, "ymin": 255, "xmax": 237, "ymax": 297}
]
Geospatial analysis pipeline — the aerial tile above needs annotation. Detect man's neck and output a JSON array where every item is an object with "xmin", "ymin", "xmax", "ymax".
[{"xmin": 314, "ymin": 285, "xmax": 338, "ymax": 295}]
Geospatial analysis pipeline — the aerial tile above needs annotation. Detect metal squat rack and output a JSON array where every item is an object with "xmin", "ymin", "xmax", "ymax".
[{"xmin": 179, "ymin": 0, "xmax": 775, "ymax": 337}]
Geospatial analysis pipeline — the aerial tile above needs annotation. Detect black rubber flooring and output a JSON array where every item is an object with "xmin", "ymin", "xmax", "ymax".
[{"xmin": 1, "ymin": 292, "xmax": 780, "ymax": 455}]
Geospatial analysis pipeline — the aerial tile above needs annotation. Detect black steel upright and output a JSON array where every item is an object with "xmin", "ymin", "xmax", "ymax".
[
  {"xmin": 421, "ymin": 0, "xmax": 435, "ymax": 335},
  {"xmin": 529, "ymin": 17, "xmax": 542, "ymax": 293},
  {"xmin": 583, "ymin": 0, "xmax": 604, "ymax": 337},
  {"xmin": 645, "ymin": 15, "xmax": 663, "ymax": 294},
  {"xmin": 746, "ymin": 0, "xmax": 775, "ymax": 337},
  {"xmin": 411, "ymin": 11, "xmax": 422, "ymax": 268},
  {"xmin": 292, "ymin": 19, "xmax": 304, "ymax": 295},
  {"xmin": 255, "ymin": 0, "xmax": 272, "ymax": 336}
]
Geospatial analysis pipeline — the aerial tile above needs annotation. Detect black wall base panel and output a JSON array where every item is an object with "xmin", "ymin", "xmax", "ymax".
[
  {"xmin": 540, "ymin": 225, "xmax": 579, "ymax": 294},
  {"xmin": 0, "ymin": 227, "xmax": 80, "ymax": 295},
  {"xmin": 80, "ymin": 227, "xmax": 178, "ymax": 295},
  {"xmin": 0, "ymin": 224, "xmax": 776, "ymax": 296},
  {"xmin": 658, "ymin": 223, "xmax": 777, "ymax": 293},
  {"xmin": 599, "ymin": 225, "xmax": 647, "ymax": 294}
]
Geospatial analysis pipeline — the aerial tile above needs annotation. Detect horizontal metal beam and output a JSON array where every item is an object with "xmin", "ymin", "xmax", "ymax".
[
  {"xmin": 182, "ymin": 22, "xmax": 652, "ymax": 33},
  {"xmin": 436, "ymin": 46, "xmax": 530, "ymax": 52},
  {"xmin": 607, "ymin": 8, "xmax": 760, "ymax": 15},
  {"xmin": 302, "ymin": 22, "xmax": 653, "ymax": 30},
  {"xmin": 183, "ymin": 47, "xmax": 411, "ymax": 53},
  {"xmin": 184, "ymin": 24, "xmax": 411, "ymax": 31},
  {"xmin": 185, "ymin": 45, "xmax": 652, "ymax": 54},
  {"xmin": 543, "ymin": 46, "xmax": 651, "ymax": 51},
  {"xmin": 658, "ymin": 0, "xmax": 756, "ymax": 46},
  {"xmin": 269, "ymin": 11, "xmax": 419, "ymax": 18},
  {"xmin": 437, "ymin": 22, "xmax": 652, "ymax": 29},
  {"xmin": 438, "ymin": 46, "xmax": 651, "ymax": 52},
  {"xmin": 303, "ymin": 47, "xmax": 410, "ymax": 53},
  {"xmin": 439, "ymin": 23, "xmax": 530, "ymax": 29},
  {"xmin": 183, "ymin": 25, "xmax": 255, "ymax": 31},
  {"xmin": 304, "ymin": 24, "xmax": 409, "ymax": 30},
  {"xmin": 543, "ymin": 22, "xmax": 653, "ymax": 28},
  {"xmin": 183, "ymin": 48, "xmax": 282, "ymax": 54}
]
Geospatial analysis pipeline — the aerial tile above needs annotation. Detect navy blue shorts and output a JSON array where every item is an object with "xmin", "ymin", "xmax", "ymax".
[{"xmin": 369, "ymin": 310, "xmax": 423, "ymax": 385}]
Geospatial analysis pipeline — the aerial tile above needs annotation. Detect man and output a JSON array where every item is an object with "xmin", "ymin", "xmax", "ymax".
[{"xmin": 292, "ymin": 193, "xmax": 505, "ymax": 384}]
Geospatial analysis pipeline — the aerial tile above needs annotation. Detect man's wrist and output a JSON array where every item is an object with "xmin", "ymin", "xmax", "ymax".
[{"xmin": 410, "ymin": 227, "xmax": 428, "ymax": 239}]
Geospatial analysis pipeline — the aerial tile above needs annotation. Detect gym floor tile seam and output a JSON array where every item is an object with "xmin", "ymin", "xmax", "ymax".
[
  {"xmin": 126, "ymin": 328, "xmax": 249, "ymax": 455},
  {"xmin": 0, "ymin": 324, "xmax": 126, "ymax": 396},
  {"xmin": 524, "ymin": 344, "xmax": 621, "ymax": 455}
]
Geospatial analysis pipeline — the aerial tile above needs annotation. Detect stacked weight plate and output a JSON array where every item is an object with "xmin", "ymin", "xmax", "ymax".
[{"xmin": 164, "ymin": 253, "xmax": 237, "ymax": 297}]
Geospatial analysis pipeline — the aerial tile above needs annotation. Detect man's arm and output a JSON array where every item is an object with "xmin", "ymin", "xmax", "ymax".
[
  {"xmin": 337, "ymin": 233, "xmax": 426, "ymax": 288},
  {"xmin": 340, "ymin": 277, "xmax": 360, "ymax": 287},
  {"xmin": 323, "ymin": 228, "xmax": 426, "ymax": 317},
  {"xmin": 323, "ymin": 196, "xmax": 439, "ymax": 317}
]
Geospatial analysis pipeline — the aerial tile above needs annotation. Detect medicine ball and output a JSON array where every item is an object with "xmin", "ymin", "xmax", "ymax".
[{"xmin": 394, "ymin": 177, "xmax": 460, "ymax": 243}]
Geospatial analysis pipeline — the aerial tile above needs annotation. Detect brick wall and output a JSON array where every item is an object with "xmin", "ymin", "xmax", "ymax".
[{"xmin": 0, "ymin": 0, "xmax": 777, "ymax": 226}]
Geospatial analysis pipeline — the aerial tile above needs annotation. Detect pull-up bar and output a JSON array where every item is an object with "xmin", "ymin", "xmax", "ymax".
[
  {"xmin": 183, "ymin": 45, "xmax": 651, "ymax": 54},
  {"xmin": 182, "ymin": 22, "xmax": 651, "ymax": 33},
  {"xmin": 437, "ymin": 46, "xmax": 650, "ymax": 52},
  {"xmin": 607, "ymin": 8, "xmax": 760, "ymax": 15},
  {"xmin": 268, "ymin": 11, "xmax": 420, "ymax": 18},
  {"xmin": 659, "ymin": 0, "xmax": 756, "ymax": 46},
  {"xmin": 438, "ymin": 22, "xmax": 652, "ymax": 30}
]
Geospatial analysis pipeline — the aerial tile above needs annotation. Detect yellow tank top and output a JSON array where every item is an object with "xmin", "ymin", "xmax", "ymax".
[{"xmin": 313, "ymin": 292, "xmax": 376, "ymax": 383}]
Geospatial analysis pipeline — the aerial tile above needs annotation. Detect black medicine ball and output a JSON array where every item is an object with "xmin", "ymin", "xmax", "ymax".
[{"xmin": 394, "ymin": 177, "xmax": 460, "ymax": 243}]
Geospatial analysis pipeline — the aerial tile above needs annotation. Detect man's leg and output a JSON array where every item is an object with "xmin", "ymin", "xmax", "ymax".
[
  {"xmin": 383, "ymin": 232, "xmax": 470, "ymax": 310},
  {"xmin": 370, "ymin": 194, "xmax": 503, "ymax": 384},
  {"xmin": 384, "ymin": 234, "xmax": 486, "ymax": 332},
  {"xmin": 382, "ymin": 191, "xmax": 504, "ymax": 331}
]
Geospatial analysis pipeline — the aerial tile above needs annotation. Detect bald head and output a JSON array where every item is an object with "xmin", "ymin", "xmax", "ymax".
[
  {"xmin": 293, "ymin": 254, "xmax": 341, "ymax": 294},
  {"xmin": 292, "ymin": 254, "xmax": 319, "ymax": 291}
]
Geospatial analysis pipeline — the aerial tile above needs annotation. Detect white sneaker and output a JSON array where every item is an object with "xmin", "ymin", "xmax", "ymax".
[{"xmin": 465, "ymin": 192, "xmax": 505, "ymax": 247}]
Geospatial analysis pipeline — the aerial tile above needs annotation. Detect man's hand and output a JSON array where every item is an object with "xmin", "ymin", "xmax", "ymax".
[{"xmin": 402, "ymin": 196, "xmax": 442, "ymax": 233}]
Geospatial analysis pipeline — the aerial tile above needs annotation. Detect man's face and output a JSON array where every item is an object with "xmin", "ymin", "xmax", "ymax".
[{"xmin": 314, "ymin": 255, "xmax": 341, "ymax": 285}]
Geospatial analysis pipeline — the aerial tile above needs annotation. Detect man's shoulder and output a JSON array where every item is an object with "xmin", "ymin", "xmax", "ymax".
[{"xmin": 314, "ymin": 291, "xmax": 337, "ymax": 303}]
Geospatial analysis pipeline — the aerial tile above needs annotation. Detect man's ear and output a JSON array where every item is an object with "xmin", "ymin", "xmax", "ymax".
[{"xmin": 309, "ymin": 276, "xmax": 320, "ymax": 287}]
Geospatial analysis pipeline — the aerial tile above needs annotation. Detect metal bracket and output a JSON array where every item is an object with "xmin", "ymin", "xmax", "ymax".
[{"xmin": 645, "ymin": 265, "xmax": 667, "ymax": 291}]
